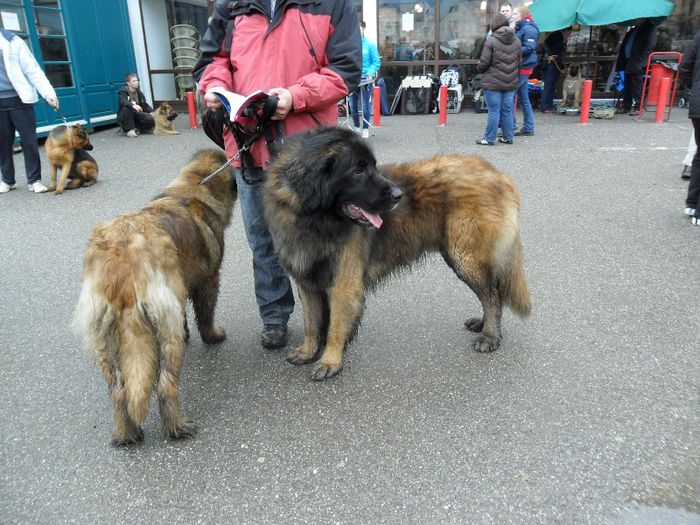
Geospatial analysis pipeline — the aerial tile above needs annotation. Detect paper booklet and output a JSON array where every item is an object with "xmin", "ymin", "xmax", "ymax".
[{"xmin": 209, "ymin": 86, "xmax": 270, "ymax": 123}]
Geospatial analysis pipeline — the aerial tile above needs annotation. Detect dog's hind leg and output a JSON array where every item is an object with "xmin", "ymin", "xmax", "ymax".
[
  {"xmin": 191, "ymin": 273, "xmax": 226, "ymax": 344},
  {"xmin": 156, "ymin": 330, "xmax": 197, "ymax": 440},
  {"xmin": 287, "ymin": 285, "xmax": 327, "ymax": 366},
  {"xmin": 96, "ymin": 348, "xmax": 145, "ymax": 446},
  {"xmin": 442, "ymin": 224, "xmax": 503, "ymax": 353}
]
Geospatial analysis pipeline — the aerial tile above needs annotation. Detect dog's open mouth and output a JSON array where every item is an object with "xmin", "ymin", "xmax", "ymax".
[{"xmin": 344, "ymin": 203, "xmax": 383, "ymax": 228}]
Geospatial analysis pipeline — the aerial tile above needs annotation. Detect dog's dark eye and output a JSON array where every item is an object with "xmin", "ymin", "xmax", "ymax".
[{"xmin": 354, "ymin": 167, "xmax": 364, "ymax": 175}]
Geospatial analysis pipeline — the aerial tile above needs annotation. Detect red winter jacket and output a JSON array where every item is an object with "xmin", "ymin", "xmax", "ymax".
[{"xmin": 195, "ymin": 0, "xmax": 362, "ymax": 168}]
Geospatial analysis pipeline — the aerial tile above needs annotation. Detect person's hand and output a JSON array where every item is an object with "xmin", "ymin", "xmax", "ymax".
[
  {"xmin": 204, "ymin": 90, "xmax": 223, "ymax": 109},
  {"xmin": 47, "ymin": 97, "xmax": 59, "ymax": 110},
  {"xmin": 133, "ymin": 104, "xmax": 143, "ymax": 112},
  {"xmin": 267, "ymin": 87, "xmax": 293, "ymax": 120}
]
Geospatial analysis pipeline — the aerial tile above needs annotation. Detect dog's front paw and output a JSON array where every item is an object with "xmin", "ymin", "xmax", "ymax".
[
  {"xmin": 286, "ymin": 345, "xmax": 317, "ymax": 366},
  {"xmin": 201, "ymin": 326, "xmax": 226, "ymax": 344},
  {"xmin": 47, "ymin": 185, "xmax": 56, "ymax": 192},
  {"xmin": 464, "ymin": 317, "xmax": 484, "ymax": 332},
  {"xmin": 54, "ymin": 187, "xmax": 64, "ymax": 195},
  {"xmin": 473, "ymin": 335, "xmax": 502, "ymax": 353},
  {"xmin": 167, "ymin": 418, "xmax": 198, "ymax": 440},
  {"xmin": 310, "ymin": 360, "xmax": 343, "ymax": 381}
]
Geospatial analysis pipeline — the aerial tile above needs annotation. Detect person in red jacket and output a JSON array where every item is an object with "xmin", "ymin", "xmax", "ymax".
[{"xmin": 194, "ymin": 0, "xmax": 362, "ymax": 349}]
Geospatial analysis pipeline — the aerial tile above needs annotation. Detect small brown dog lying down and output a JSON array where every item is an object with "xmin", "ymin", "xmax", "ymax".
[
  {"xmin": 45, "ymin": 124, "xmax": 98, "ymax": 194},
  {"xmin": 72, "ymin": 150, "xmax": 236, "ymax": 446},
  {"xmin": 561, "ymin": 64, "xmax": 584, "ymax": 108},
  {"xmin": 152, "ymin": 102, "xmax": 179, "ymax": 135}
]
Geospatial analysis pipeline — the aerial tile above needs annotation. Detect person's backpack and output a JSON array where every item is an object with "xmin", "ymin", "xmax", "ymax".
[{"xmin": 440, "ymin": 68, "xmax": 460, "ymax": 88}]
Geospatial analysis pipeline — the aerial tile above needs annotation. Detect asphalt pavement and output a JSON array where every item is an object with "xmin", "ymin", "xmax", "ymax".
[{"xmin": 1, "ymin": 106, "xmax": 698, "ymax": 524}]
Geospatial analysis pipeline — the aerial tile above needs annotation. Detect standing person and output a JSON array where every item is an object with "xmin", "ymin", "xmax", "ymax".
[
  {"xmin": 512, "ymin": 5, "xmax": 539, "ymax": 136},
  {"xmin": 349, "ymin": 21, "xmax": 380, "ymax": 139},
  {"xmin": 615, "ymin": 18, "xmax": 657, "ymax": 115},
  {"xmin": 194, "ymin": 0, "xmax": 362, "ymax": 348},
  {"xmin": 0, "ymin": 29, "xmax": 58, "ymax": 194},
  {"xmin": 487, "ymin": 3, "xmax": 515, "ymax": 37},
  {"xmin": 540, "ymin": 28, "xmax": 571, "ymax": 113},
  {"xmin": 679, "ymin": 30, "xmax": 700, "ymax": 226},
  {"xmin": 117, "ymin": 73, "xmax": 154, "ymax": 138},
  {"xmin": 476, "ymin": 13, "xmax": 520, "ymax": 146}
]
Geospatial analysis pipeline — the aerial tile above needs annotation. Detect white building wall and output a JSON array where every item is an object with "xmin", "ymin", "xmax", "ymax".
[{"xmin": 141, "ymin": 0, "xmax": 177, "ymax": 100}]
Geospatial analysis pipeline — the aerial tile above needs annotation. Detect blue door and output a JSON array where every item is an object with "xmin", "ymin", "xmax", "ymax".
[
  {"xmin": 1, "ymin": 0, "xmax": 135, "ymax": 135},
  {"xmin": 62, "ymin": 0, "xmax": 136, "ymax": 127}
]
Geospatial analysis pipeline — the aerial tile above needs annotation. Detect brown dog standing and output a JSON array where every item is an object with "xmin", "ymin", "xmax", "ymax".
[
  {"xmin": 46, "ymin": 124, "xmax": 98, "ymax": 194},
  {"xmin": 72, "ymin": 149, "xmax": 237, "ymax": 446}
]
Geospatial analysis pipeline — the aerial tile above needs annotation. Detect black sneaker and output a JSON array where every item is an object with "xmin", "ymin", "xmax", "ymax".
[
  {"xmin": 497, "ymin": 137, "xmax": 513, "ymax": 144},
  {"xmin": 261, "ymin": 324, "xmax": 288, "ymax": 349},
  {"xmin": 476, "ymin": 138, "xmax": 494, "ymax": 146},
  {"xmin": 514, "ymin": 130, "xmax": 534, "ymax": 136}
]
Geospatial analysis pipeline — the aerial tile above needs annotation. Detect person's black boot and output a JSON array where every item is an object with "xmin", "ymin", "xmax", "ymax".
[{"xmin": 261, "ymin": 324, "xmax": 288, "ymax": 349}]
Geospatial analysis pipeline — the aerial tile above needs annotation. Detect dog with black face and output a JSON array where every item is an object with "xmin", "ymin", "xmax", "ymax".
[
  {"xmin": 562, "ymin": 63, "xmax": 584, "ymax": 108},
  {"xmin": 46, "ymin": 124, "xmax": 98, "ymax": 194},
  {"xmin": 151, "ymin": 102, "xmax": 179, "ymax": 135},
  {"xmin": 263, "ymin": 126, "xmax": 531, "ymax": 381}
]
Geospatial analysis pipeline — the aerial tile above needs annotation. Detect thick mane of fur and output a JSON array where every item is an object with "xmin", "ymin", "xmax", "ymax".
[{"xmin": 264, "ymin": 125, "xmax": 532, "ymax": 382}]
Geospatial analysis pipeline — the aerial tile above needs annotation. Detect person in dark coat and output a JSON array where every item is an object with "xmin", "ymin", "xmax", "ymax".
[
  {"xmin": 476, "ymin": 14, "xmax": 521, "ymax": 145},
  {"xmin": 540, "ymin": 28, "xmax": 571, "ymax": 113},
  {"xmin": 116, "ymin": 73, "xmax": 154, "ymax": 137},
  {"xmin": 512, "ymin": 5, "xmax": 540, "ymax": 135},
  {"xmin": 679, "ymin": 30, "xmax": 700, "ymax": 226},
  {"xmin": 615, "ymin": 18, "xmax": 657, "ymax": 115}
]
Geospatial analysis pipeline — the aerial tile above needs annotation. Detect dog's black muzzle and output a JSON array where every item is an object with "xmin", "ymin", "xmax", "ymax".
[{"xmin": 168, "ymin": 112, "xmax": 178, "ymax": 121}]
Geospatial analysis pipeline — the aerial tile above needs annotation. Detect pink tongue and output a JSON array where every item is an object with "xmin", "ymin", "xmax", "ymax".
[{"xmin": 361, "ymin": 208, "xmax": 383, "ymax": 228}]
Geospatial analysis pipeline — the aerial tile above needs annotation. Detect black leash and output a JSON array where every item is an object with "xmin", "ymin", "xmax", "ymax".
[{"xmin": 200, "ymin": 95, "xmax": 284, "ymax": 185}]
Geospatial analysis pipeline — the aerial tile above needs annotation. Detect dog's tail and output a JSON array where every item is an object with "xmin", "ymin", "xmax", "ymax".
[{"xmin": 493, "ymin": 206, "xmax": 532, "ymax": 318}]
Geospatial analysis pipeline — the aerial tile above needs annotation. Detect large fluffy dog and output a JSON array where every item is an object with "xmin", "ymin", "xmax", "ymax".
[
  {"xmin": 561, "ymin": 64, "xmax": 584, "ymax": 108},
  {"xmin": 72, "ymin": 150, "xmax": 236, "ymax": 445},
  {"xmin": 46, "ymin": 124, "xmax": 98, "ymax": 194},
  {"xmin": 152, "ymin": 102, "xmax": 179, "ymax": 135},
  {"xmin": 264, "ymin": 126, "xmax": 532, "ymax": 381}
]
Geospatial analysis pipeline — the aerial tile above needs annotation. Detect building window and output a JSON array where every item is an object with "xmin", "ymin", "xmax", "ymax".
[{"xmin": 33, "ymin": 0, "xmax": 73, "ymax": 87}]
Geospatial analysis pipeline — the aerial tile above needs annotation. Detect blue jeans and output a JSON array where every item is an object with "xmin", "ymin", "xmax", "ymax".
[
  {"xmin": 349, "ymin": 83, "xmax": 372, "ymax": 129},
  {"xmin": 515, "ymin": 73, "xmax": 535, "ymax": 133},
  {"xmin": 236, "ymin": 167, "xmax": 295, "ymax": 326},
  {"xmin": 483, "ymin": 89, "xmax": 515, "ymax": 143},
  {"xmin": 540, "ymin": 63, "xmax": 560, "ymax": 111}
]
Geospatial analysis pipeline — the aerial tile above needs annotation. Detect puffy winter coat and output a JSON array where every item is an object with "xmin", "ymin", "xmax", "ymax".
[
  {"xmin": 680, "ymin": 30, "xmax": 700, "ymax": 119},
  {"xmin": 515, "ymin": 19, "xmax": 540, "ymax": 69},
  {"xmin": 477, "ymin": 26, "xmax": 521, "ymax": 91},
  {"xmin": 0, "ymin": 28, "xmax": 56, "ymax": 104},
  {"xmin": 194, "ymin": 0, "xmax": 362, "ymax": 168}
]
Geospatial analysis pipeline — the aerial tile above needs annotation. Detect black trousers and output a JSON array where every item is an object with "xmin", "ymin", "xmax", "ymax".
[
  {"xmin": 622, "ymin": 71, "xmax": 643, "ymax": 111},
  {"xmin": 0, "ymin": 96, "xmax": 41, "ymax": 184},
  {"xmin": 117, "ymin": 106, "xmax": 154, "ymax": 132},
  {"xmin": 687, "ymin": 118, "xmax": 700, "ymax": 216}
]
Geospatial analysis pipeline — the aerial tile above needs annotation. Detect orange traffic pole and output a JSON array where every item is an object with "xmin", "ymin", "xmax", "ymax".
[
  {"xmin": 186, "ymin": 91, "xmax": 197, "ymax": 129},
  {"xmin": 438, "ymin": 85, "xmax": 447, "ymax": 126},
  {"xmin": 579, "ymin": 79, "xmax": 592, "ymax": 124},
  {"xmin": 654, "ymin": 77, "xmax": 672, "ymax": 123},
  {"xmin": 372, "ymin": 85, "xmax": 381, "ymax": 127}
]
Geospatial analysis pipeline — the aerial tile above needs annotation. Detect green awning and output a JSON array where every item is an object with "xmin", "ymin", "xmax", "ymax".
[{"xmin": 529, "ymin": 0, "xmax": 676, "ymax": 32}]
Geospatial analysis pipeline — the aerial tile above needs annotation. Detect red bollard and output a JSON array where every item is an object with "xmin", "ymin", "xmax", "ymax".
[
  {"xmin": 438, "ymin": 85, "xmax": 448, "ymax": 126},
  {"xmin": 579, "ymin": 79, "xmax": 592, "ymax": 124},
  {"xmin": 186, "ymin": 91, "xmax": 197, "ymax": 129},
  {"xmin": 373, "ymin": 85, "xmax": 381, "ymax": 127},
  {"xmin": 655, "ymin": 77, "xmax": 672, "ymax": 123}
]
